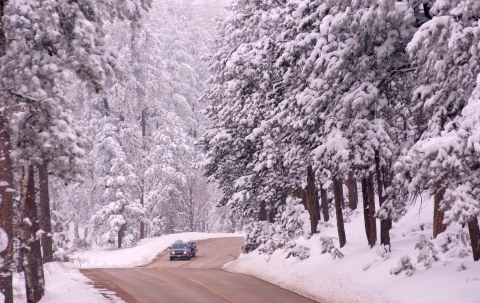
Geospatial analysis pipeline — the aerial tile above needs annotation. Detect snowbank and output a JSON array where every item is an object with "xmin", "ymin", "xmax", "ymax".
[
  {"xmin": 224, "ymin": 202, "xmax": 480, "ymax": 303},
  {"xmin": 72, "ymin": 232, "xmax": 242, "ymax": 268},
  {"xmin": 13, "ymin": 262, "xmax": 112, "ymax": 303},
  {"xmin": 41, "ymin": 262, "xmax": 118, "ymax": 303}
]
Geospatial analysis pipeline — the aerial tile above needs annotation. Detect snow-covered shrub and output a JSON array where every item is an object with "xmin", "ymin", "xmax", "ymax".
[
  {"xmin": 436, "ymin": 230, "xmax": 471, "ymax": 258},
  {"xmin": 244, "ymin": 221, "xmax": 274, "ymax": 253},
  {"xmin": 457, "ymin": 263, "xmax": 467, "ymax": 272},
  {"xmin": 70, "ymin": 239, "xmax": 91, "ymax": 252},
  {"xmin": 320, "ymin": 237, "xmax": 344, "ymax": 259},
  {"xmin": 258, "ymin": 238, "xmax": 281, "ymax": 255},
  {"xmin": 285, "ymin": 242, "xmax": 310, "ymax": 260},
  {"xmin": 53, "ymin": 248, "xmax": 69, "ymax": 262},
  {"xmin": 51, "ymin": 211, "xmax": 70, "ymax": 260},
  {"xmin": 342, "ymin": 208, "xmax": 355, "ymax": 224},
  {"xmin": 415, "ymin": 235, "xmax": 439, "ymax": 269},
  {"xmin": 390, "ymin": 256, "xmax": 415, "ymax": 276},
  {"xmin": 376, "ymin": 245, "xmax": 392, "ymax": 260},
  {"xmin": 256, "ymin": 198, "xmax": 310, "ymax": 257},
  {"xmin": 275, "ymin": 198, "xmax": 311, "ymax": 240},
  {"xmin": 318, "ymin": 221, "xmax": 335, "ymax": 229}
]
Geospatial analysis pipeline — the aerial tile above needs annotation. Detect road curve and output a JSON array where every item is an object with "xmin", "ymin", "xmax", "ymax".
[{"xmin": 81, "ymin": 237, "xmax": 318, "ymax": 303}]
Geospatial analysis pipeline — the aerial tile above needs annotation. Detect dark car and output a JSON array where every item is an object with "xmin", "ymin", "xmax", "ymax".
[
  {"xmin": 169, "ymin": 243, "xmax": 193, "ymax": 261},
  {"xmin": 187, "ymin": 241, "xmax": 197, "ymax": 257}
]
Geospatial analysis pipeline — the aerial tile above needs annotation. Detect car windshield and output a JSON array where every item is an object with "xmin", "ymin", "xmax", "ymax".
[{"xmin": 172, "ymin": 243, "xmax": 188, "ymax": 249}]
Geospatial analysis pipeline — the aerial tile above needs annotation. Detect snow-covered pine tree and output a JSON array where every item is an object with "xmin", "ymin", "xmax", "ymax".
[
  {"xmin": 386, "ymin": 0, "xmax": 480, "ymax": 261},
  {"xmin": 269, "ymin": 0, "xmax": 416, "ymax": 248},
  {"xmin": 90, "ymin": 117, "xmax": 145, "ymax": 248},
  {"xmin": 200, "ymin": 0, "xmax": 296, "ymax": 251},
  {"xmin": 144, "ymin": 111, "xmax": 196, "ymax": 234},
  {"xmin": 0, "ymin": 0, "xmax": 150, "ymax": 299}
]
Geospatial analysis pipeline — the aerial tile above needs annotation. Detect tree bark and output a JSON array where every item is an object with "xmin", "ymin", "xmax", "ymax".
[
  {"xmin": 140, "ymin": 108, "xmax": 147, "ymax": 239},
  {"xmin": 140, "ymin": 183, "xmax": 145, "ymax": 239},
  {"xmin": 332, "ymin": 177, "xmax": 346, "ymax": 247},
  {"xmin": 433, "ymin": 188, "xmax": 446, "ymax": 238},
  {"xmin": 345, "ymin": 173, "xmax": 358, "ymax": 210},
  {"xmin": 20, "ymin": 164, "xmax": 45, "ymax": 303},
  {"xmin": 0, "ymin": 114, "xmax": 14, "ymax": 303},
  {"xmin": 366, "ymin": 174, "xmax": 377, "ymax": 247},
  {"xmin": 467, "ymin": 217, "xmax": 480, "ymax": 261},
  {"xmin": 268, "ymin": 200, "xmax": 276, "ymax": 223},
  {"xmin": 375, "ymin": 151, "xmax": 391, "ymax": 247},
  {"xmin": 38, "ymin": 161, "xmax": 53, "ymax": 263},
  {"xmin": 320, "ymin": 186, "xmax": 329, "ymax": 222},
  {"xmin": 361, "ymin": 177, "xmax": 371, "ymax": 243},
  {"xmin": 0, "ymin": 2, "xmax": 14, "ymax": 301},
  {"xmin": 305, "ymin": 165, "xmax": 319, "ymax": 234},
  {"xmin": 73, "ymin": 220, "xmax": 80, "ymax": 239},
  {"xmin": 314, "ymin": 189, "xmax": 321, "ymax": 221},
  {"xmin": 118, "ymin": 223, "xmax": 126, "ymax": 249},
  {"xmin": 258, "ymin": 200, "xmax": 267, "ymax": 221}
]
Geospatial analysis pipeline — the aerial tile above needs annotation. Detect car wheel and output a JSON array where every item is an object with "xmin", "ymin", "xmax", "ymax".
[{"xmin": 170, "ymin": 257, "xmax": 174, "ymax": 261}]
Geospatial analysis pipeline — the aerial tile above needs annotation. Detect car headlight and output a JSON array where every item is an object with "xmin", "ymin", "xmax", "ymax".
[
  {"xmin": 171, "ymin": 251, "xmax": 174, "ymax": 254},
  {"xmin": 183, "ymin": 251, "xmax": 187, "ymax": 254}
]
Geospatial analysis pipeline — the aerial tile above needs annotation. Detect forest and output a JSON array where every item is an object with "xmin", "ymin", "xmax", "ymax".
[
  {"xmin": 0, "ymin": 0, "xmax": 480, "ymax": 302},
  {"xmin": 200, "ymin": 0, "xmax": 480, "ymax": 265},
  {"xmin": 0, "ymin": 0, "xmax": 228, "ymax": 302}
]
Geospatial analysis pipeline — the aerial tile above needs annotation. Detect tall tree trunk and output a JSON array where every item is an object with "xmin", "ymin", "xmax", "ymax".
[
  {"xmin": 361, "ymin": 177, "xmax": 371, "ymax": 243},
  {"xmin": 314, "ymin": 190, "xmax": 321, "ymax": 221},
  {"xmin": 38, "ymin": 161, "xmax": 53, "ymax": 263},
  {"xmin": 332, "ymin": 177, "xmax": 346, "ymax": 247},
  {"xmin": 366, "ymin": 173, "xmax": 377, "ymax": 247},
  {"xmin": 20, "ymin": 164, "xmax": 45, "ymax": 303},
  {"xmin": 83, "ymin": 226, "xmax": 89, "ymax": 241},
  {"xmin": 188, "ymin": 181, "xmax": 194, "ymax": 231},
  {"xmin": 433, "ymin": 188, "xmax": 446, "ymax": 238},
  {"xmin": 375, "ymin": 151, "xmax": 391, "ymax": 247},
  {"xmin": 268, "ymin": 200, "xmax": 276, "ymax": 223},
  {"xmin": 345, "ymin": 173, "xmax": 358, "ymax": 210},
  {"xmin": 468, "ymin": 217, "xmax": 480, "ymax": 261},
  {"xmin": 140, "ymin": 183, "xmax": 145, "ymax": 239},
  {"xmin": 73, "ymin": 220, "xmax": 80, "ymax": 240},
  {"xmin": 320, "ymin": 186, "xmax": 329, "ymax": 222},
  {"xmin": 0, "ymin": 114, "xmax": 14, "ymax": 303},
  {"xmin": 0, "ymin": 3, "xmax": 14, "ymax": 301},
  {"xmin": 140, "ymin": 108, "xmax": 147, "ymax": 239},
  {"xmin": 258, "ymin": 200, "xmax": 267, "ymax": 221},
  {"xmin": 118, "ymin": 223, "xmax": 126, "ymax": 249},
  {"xmin": 305, "ymin": 166, "xmax": 319, "ymax": 234}
]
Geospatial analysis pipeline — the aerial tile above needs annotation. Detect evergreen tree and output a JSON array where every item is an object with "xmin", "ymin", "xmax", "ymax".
[
  {"xmin": 385, "ymin": 0, "xmax": 480, "ymax": 260},
  {"xmin": 90, "ymin": 117, "xmax": 145, "ymax": 248}
]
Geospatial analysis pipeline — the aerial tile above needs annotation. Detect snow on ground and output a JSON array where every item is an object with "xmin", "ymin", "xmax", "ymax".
[
  {"xmin": 71, "ymin": 232, "xmax": 241, "ymax": 268},
  {"xmin": 41, "ymin": 263, "xmax": 119, "ymax": 303},
  {"xmin": 13, "ymin": 262, "xmax": 115, "ymax": 303},
  {"xmin": 224, "ymin": 201, "xmax": 480, "ymax": 303}
]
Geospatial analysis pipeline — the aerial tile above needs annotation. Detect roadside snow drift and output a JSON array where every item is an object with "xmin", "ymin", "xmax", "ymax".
[{"xmin": 224, "ymin": 202, "xmax": 480, "ymax": 303}]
